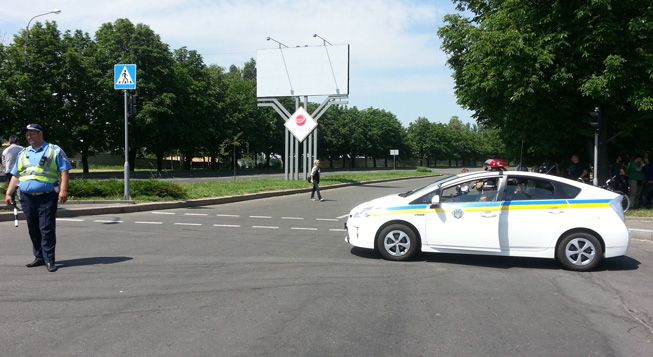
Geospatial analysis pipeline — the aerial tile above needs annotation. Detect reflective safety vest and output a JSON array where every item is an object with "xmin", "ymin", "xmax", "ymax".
[{"xmin": 17, "ymin": 146, "xmax": 59, "ymax": 183}]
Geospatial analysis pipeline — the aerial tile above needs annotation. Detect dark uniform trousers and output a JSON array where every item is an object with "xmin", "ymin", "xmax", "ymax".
[{"xmin": 20, "ymin": 191, "xmax": 58, "ymax": 264}]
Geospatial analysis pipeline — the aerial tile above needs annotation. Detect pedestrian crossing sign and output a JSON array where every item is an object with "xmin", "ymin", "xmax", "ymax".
[{"xmin": 114, "ymin": 64, "xmax": 137, "ymax": 90}]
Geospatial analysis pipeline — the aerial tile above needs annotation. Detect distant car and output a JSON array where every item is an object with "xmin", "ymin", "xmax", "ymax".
[
  {"xmin": 483, "ymin": 159, "xmax": 509, "ymax": 171},
  {"xmin": 345, "ymin": 171, "xmax": 630, "ymax": 271}
]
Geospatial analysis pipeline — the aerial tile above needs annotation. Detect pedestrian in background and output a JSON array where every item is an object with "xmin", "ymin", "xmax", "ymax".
[
  {"xmin": 310, "ymin": 159, "xmax": 324, "ymax": 202},
  {"xmin": 641, "ymin": 158, "xmax": 653, "ymax": 209},
  {"xmin": 566, "ymin": 154, "xmax": 589, "ymax": 182},
  {"xmin": 626, "ymin": 154, "xmax": 645, "ymax": 209},
  {"xmin": 4, "ymin": 124, "xmax": 72, "ymax": 272},
  {"xmin": 2, "ymin": 136, "xmax": 24, "ymax": 198}
]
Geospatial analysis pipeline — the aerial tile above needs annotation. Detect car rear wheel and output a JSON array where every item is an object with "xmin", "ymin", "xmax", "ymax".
[
  {"xmin": 376, "ymin": 224, "xmax": 418, "ymax": 261},
  {"xmin": 557, "ymin": 232, "xmax": 603, "ymax": 271}
]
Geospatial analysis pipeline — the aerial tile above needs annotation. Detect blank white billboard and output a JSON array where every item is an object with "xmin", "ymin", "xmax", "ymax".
[{"xmin": 257, "ymin": 44, "xmax": 349, "ymax": 97}]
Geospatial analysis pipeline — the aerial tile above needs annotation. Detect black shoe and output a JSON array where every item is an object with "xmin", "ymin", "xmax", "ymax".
[
  {"xmin": 26, "ymin": 259, "xmax": 45, "ymax": 268},
  {"xmin": 46, "ymin": 263, "xmax": 58, "ymax": 272}
]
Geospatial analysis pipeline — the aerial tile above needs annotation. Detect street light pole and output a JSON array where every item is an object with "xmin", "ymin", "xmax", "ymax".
[{"xmin": 25, "ymin": 9, "xmax": 62, "ymax": 56}]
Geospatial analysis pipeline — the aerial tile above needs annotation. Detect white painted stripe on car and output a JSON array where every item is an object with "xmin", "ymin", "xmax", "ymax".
[
  {"xmin": 174, "ymin": 223, "xmax": 202, "ymax": 226},
  {"xmin": 291, "ymin": 227, "xmax": 318, "ymax": 231},
  {"xmin": 152, "ymin": 211, "xmax": 175, "ymax": 215},
  {"xmin": 282, "ymin": 217, "xmax": 304, "ymax": 220},
  {"xmin": 135, "ymin": 221, "xmax": 164, "ymax": 225},
  {"xmin": 336, "ymin": 214, "xmax": 349, "ymax": 219},
  {"xmin": 213, "ymin": 224, "xmax": 240, "ymax": 228},
  {"xmin": 250, "ymin": 215, "xmax": 272, "ymax": 219},
  {"xmin": 93, "ymin": 220, "xmax": 123, "ymax": 223},
  {"xmin": 316, "ymin": 218, "xmax": 339, "ymax": 221},
  {"xmin": 329, "ymin": 228, "xmax": 347, "ymax": 232},
  {"xmin": 56, "ymin": 218, "xmax": 85, "ymax": 222},
  {"xmin": 217, "ymin": 214, "xmax": 240, "ymax": 217},
  {"xmin": 252, "ymin": 225, "xmax": 279, "ymax": 229},
  {"xmin": 184, "ymin": 213, "xmax": 208, "ymax": 216}
]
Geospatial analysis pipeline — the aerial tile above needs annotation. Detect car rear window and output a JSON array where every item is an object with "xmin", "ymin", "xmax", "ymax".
[{"xmin": 556, "ymin": 182, "xmax": 581, "ymax": 199}]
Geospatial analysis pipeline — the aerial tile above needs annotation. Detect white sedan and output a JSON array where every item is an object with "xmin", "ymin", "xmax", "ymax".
[{"xmin": 345, "ymin": 171, "xmax": 630, "ymax": 271}]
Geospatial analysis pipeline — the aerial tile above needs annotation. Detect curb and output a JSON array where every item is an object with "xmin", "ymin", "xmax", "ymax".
[{"xmin": 0, "ymin": 175, "xmax": 436, "ymax": 222}]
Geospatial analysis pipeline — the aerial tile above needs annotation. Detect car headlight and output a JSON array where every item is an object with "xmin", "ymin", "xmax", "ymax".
[{"xmin": 352, "ymin": 207, "xmax": 374, "ymax": 218}]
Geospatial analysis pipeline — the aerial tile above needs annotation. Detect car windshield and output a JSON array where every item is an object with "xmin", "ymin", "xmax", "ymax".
[{"xmin": 398, "ymin": 174, "xmax": 461, "ymax": 197}]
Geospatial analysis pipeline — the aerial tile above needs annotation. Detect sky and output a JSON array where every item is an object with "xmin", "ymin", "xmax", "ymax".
[{"xmin": 0, "ymin": 0, "xmax": 475, "ymax": 126}]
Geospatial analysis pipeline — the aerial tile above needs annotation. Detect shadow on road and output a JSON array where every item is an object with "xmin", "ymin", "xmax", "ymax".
[
  {"xmin": 58, "ymin": 256, "xmax": 133, "ymax": 267},
  {"xmin": 350, "ymin": 248, "xmax": 640, "ymax": 271}
]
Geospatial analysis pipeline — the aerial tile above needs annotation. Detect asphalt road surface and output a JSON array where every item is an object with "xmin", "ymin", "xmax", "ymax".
[{"xmin": 1, "ymin": 177, "xmax": 652, "ymax": 357}]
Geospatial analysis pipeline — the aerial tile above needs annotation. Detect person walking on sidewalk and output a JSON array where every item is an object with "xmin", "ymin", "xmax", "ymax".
[
  {"xmin": 310, "ymin": 160, "xmax": 324, "ymax": 202},
  {"xmin": 4, "ymin": 124, "xmax": 72, "ymax": 272}
]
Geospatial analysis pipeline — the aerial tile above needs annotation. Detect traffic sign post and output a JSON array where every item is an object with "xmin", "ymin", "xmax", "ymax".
[
  {"xmin": 390, "ymin": 149, "xmax": 399, "ymax": 170},
  {"xmin": 114, "ymin": 64, "xmax": 137, "ymax": 199}
]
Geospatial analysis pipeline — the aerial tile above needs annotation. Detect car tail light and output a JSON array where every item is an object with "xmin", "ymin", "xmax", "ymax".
[{"xmin": 609, "ymin": 196, "xmax": 625, "ymax": 222}]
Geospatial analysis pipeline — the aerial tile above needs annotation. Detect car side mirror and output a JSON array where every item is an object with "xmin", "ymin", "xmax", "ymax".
[{"xmin": 430, "ymin": 195, "xmax": 440, "ymax": 208}]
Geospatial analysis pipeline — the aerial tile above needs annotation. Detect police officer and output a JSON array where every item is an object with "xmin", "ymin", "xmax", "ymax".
[{"xmin": 4, "ymin": 124, "xmax": 72, "ymax": 272}]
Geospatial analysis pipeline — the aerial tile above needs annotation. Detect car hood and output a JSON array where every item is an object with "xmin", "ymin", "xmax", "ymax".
[{"xmin": 350, "ymin": 194, "xmax": 406, "ymax": 213}]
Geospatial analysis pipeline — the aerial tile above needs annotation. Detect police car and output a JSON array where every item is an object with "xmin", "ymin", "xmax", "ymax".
[{"xmin": 345, "ymin": 171, "xmax": 630, "ymax": 271}]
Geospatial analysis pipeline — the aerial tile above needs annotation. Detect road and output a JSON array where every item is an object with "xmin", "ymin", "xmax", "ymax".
[{"xmin": 1, "ymin": 177, "xmax": 652, "ymax": 356}]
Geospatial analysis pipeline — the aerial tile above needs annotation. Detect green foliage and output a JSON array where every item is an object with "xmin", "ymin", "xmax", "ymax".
[
  {"xmin": 416, "ymin": 167, "xmax": 432, "ymax": 172},
  {"xmin": 68, "ymin": 179, "xmax": 186, "ymax": 200},
  {"xmin": 439, "ymin": 0, "xmax": 653, "ymax": 162}
]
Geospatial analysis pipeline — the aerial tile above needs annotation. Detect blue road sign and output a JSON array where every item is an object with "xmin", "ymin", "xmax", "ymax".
[{"xmin": 114, "ymin": 64, "xmax": 137, "ymax": 90}]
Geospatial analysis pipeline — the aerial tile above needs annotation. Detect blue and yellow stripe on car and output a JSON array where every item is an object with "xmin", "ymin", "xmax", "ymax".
[{"xmin": 368, "ymin": 199, "xmax": 612, "ymax": 216}]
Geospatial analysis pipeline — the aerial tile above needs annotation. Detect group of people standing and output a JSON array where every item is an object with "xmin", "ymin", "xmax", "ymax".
[{"xmin": 542, "ymin": 153, "xmax": 653, "ymax": 209}]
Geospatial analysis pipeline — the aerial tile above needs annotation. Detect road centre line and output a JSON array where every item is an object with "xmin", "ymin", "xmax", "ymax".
[
  {"xmin": 252, "ymin": 225, "xmax": 279, "ymax": 229},
  {"xmin": 316, "ymin": 218, "xmax": 339, "ymax": 221},
  {"xmin": 282, "ymin": 217, "xmax": 304, "ymax": 220},
  {"xmin": 184, "ymin": 213, "xmax": 208, "ymax": 216},
  {"xmin": 135, "ymin": 221, "xmax": 164, "ymax": 225},
  {"xmin": 329, "ymin": 229, "xmax": 347, "ymax": 232},
  {"xmin": 250, "ymin": 215, "xmax": 272, "ymax": 219},
  {"xmin": 213, "ymin": 224, "xmax": 240, "ymax": 228},
  {"xmin": 629, "ymin": 228, "xmax": 653, "ymax": 233},
  {"xmin": 93, "ymin": 220, "xmax": 123, "ymax": 223},
  {"xmin": 217, "ymin": 214, "xmax": 240, "ymax": 217},
  {"xmin": 291, "ymin": 227, "xmax": 318, "ymax": 231},
  {"xmin": 56, "ymin": 218, "xmax": 85, "ymax": 222},
  {"xmin": 336, "ymin": 214, "xmax": 349, "ymax": 219},
  {"xmin": 152, "ymin": 211, "xmax": 175, "ymax": 215},
  {"xmin": 174, "ymin": 223, "xmax": 202, "ymax": 226}
]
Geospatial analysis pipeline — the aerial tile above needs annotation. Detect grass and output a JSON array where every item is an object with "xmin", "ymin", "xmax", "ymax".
[{"xmin": 181, "ymin": 171, "xmax": 437, "ymax": 200}]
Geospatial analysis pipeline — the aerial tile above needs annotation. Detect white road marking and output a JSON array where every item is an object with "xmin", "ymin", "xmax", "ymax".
[
  {"xmin": 252, "ymin": 225, "xmax": 279, "ymax": 229},
  {"xmin": 282, "ymin": 217, "xmax": 304, "ymax": 220},
  {"xmin": 135, "ymin": 221, "xmax": 164, "ymax": 225},
  {"xmin": 250, "ymin": 215, "xmax": 272, "ymax": 219},
  {"xmin": 213, "ymin": 224, "xmax": 240, "ymax": 228},
  {"xmin": 316, "ymin": 218, "xmax": 339, "ymax": 221},
  {"xmin": 629, "ymin": 228, "xmax": 653, "ymax": 233},
  {"xmin": 152, "ymin": 211, "xmax": 175, "ymax": 215},
  {"xmin": 93, "ymin": 220, "xmax": 123, "ymax": 223},
  {"xmin": 184, "ymin": 213, "xmax": 208, "ymax": 216},
  {"xmin": 56, "ymin": 218, "xmax": 85, "ymax": 222},
  {"xmin": 291, "ymin": 227, "xmax": 318, "ymax": 231},
  {"xmin": 217, "ymin": 214, "xmax": 240, "ymax": 217},
  {"xmin": 174, "ymin": 223, "xmax": 202, "ymax": 226},
  {"xmin": 336, "ymin": 214, "xmax": 349, "ymax": 219},
  {"xmin": 329, "ymin": 228, "xmax": 347, "ymax": 232}
]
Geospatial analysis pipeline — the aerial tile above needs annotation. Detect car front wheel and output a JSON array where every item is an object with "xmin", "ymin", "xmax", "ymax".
[
  {"xmin": 376, "ymin": 224, "xmax": 418, "ymax": 261},
  {"xmin": 557, "ymin": 232, "xmax": 603, "ymax": 271}
]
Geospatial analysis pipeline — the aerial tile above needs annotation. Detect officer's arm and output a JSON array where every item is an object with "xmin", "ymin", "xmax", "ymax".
[
  {"xmin": 59, "ymin": 170, "xmax": 69, "ymax": 204},
  {"xmin": 4, "ymin": 176, "xmax": 19, "ymax": 205}
]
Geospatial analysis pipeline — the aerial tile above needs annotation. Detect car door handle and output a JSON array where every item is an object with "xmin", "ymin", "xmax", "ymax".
[
  {"xmin": 481, "ymin": 212, "xmax": 497, "ymax": 218},
  {"xmin": 548, "ymin": 207, "xmax": 565, "ymax": 214}
]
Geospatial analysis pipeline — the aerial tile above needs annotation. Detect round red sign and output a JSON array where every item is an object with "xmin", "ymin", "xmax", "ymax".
[{"xmin": 296, "ymin": 114, "xmax": 306, "ymax": 126}]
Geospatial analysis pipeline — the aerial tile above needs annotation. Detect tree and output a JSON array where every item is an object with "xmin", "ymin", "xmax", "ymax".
[{"xmin": 438, "ymin": 0, "xmax": 653, "ymax": 174}]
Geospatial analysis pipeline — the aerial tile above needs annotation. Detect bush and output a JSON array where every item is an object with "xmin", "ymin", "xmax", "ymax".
[
  {"xmin": 416, "ymin": 167, "xmax": 432, "ymax": 173},
  {"xmin": 69, "ymin": 179, "xmax": 186, "ymax": 200}
]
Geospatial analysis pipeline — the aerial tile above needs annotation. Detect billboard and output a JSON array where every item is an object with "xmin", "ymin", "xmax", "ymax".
[{"xmin": 257, "ymin": 44, "xmax": 349, "ymax": 97}]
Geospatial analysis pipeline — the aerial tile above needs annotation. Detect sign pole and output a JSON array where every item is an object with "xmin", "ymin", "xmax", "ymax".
[{"xmin": 124, "ymin": 90, "xmax": 130, "ymax": 199}]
